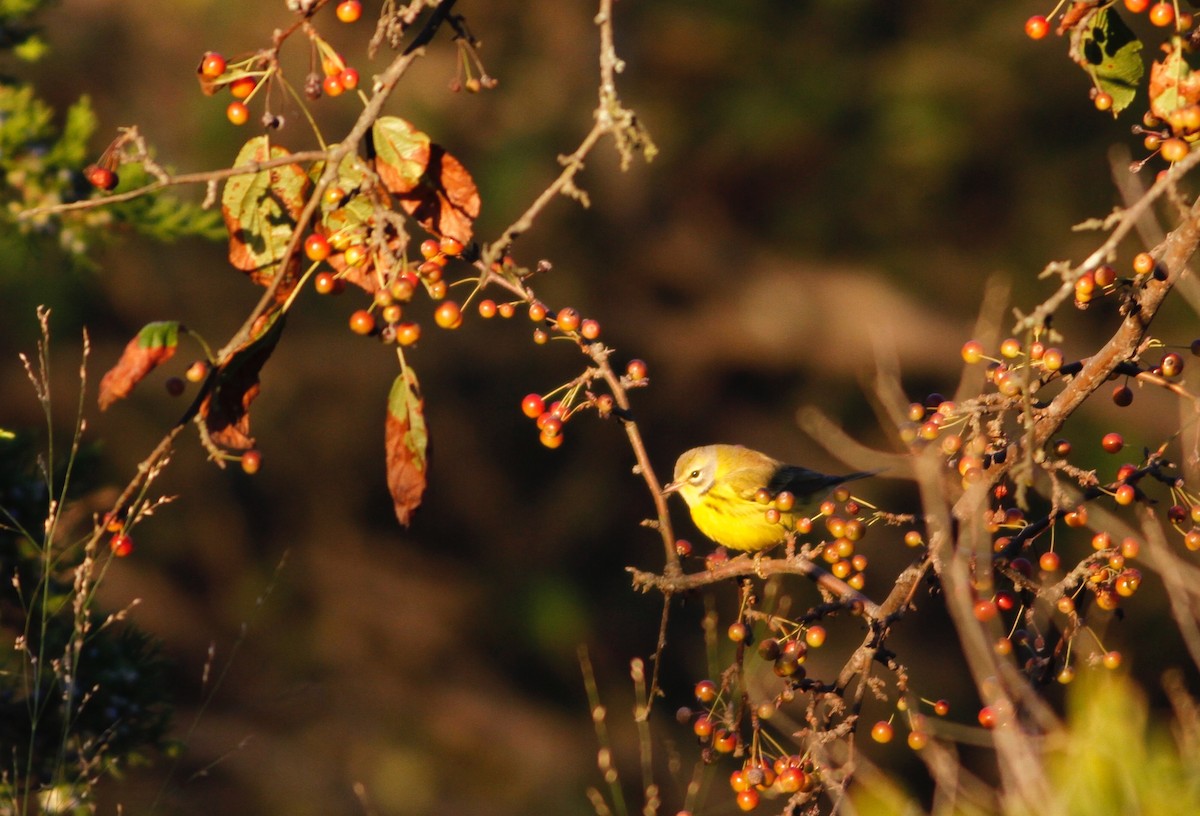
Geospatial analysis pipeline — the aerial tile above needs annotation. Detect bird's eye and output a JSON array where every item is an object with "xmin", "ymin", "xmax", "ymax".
[{"xmin": 689, "ymin": 469, "xmax": 701, "ymax": 480}]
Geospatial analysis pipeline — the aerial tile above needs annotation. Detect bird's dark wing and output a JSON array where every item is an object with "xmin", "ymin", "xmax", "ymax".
[{"xmin": 767, "ymin": 466, "xmax": 879, "ymax": 503}]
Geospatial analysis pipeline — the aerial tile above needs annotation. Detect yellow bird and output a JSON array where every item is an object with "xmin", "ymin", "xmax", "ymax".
[{"xmin": 662, "ymin": 444, "xmax": 876, "ymax": 552}]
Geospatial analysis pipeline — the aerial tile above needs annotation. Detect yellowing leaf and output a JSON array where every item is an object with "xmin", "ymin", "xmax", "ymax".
[
  {"xmin": 221, "ymin": 137, "xmax": 310, "ymax": 297},
  {"xmin": 1149, "ymin": 47, "xmax": 1200, "ymax": 121},
  {"xmin": 385, "ymin": 367, "xmax": 428, "ymax": 526},
  {"xmin": 1068, "ymin": 7, "xmax": 1143, "ymax": 116},
  {"xmin": 98, "ymin": 321, "xmax": 180, "ymax": 411},
  {"xmin": 372, "ymin": 117, "xmax": 431, "ymax": 195}
]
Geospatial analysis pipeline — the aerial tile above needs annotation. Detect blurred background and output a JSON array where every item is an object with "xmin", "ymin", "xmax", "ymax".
[{"xmin": 4, "ymin": 1, "xmax": 1200, "ymax": 814}]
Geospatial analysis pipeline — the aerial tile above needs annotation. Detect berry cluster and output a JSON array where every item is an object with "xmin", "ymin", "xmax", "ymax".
[
  {"xmin": 196, "ymin": 0, "xmax": 365, "ymax": 129},
  {"xmin": 679, "ymin": 622, "xmax": 831, "ymax": 812},
  {"xmin": 310, "ymin": 234, "xmax": 466, "ymax": 345}
]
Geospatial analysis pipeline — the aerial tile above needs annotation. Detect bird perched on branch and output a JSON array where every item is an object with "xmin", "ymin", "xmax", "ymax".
[{"xmin": 662, "ymin": 444, "xmax": 877, "ymax": 552}]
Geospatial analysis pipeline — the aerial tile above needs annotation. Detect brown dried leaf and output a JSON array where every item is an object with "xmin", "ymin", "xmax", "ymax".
[
  {"xmin": 395, "ymin": 144, "xmax": 481, "ymax": 244},
  {"xmin": 200, "ymin": 311, "xmax": 285, "ymax": 450},
  {"xmin": 98, "ymin": 321, "xmax": 180, "ymax": 411},
  {"xmin": 385, "ymin": 367, "xmax": 428, "ymax": 526}
]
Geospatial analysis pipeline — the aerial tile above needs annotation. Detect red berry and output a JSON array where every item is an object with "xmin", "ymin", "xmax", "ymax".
[
  {"xmin": 340, "ymin": 68, "xmax": 360, "ymax": 90},
  {"xmin": 692, "ymin": 713, "xmax": 714, "ymax": 739},
  {"xmin": 165, "ymin": 376, "xmax": 185, "ymax": 397},
  {"xmin": 1112, "ymin": 385, "xmax": 1133, "ymax": 407},
  {"xmin": 727, "ymin": 621, "xmax": 748, "ymax": 642},
  {"xmin": 439, "ymin": 236, "xmax": 464, "ymax": 256},
  {"xmin": 304, "ymin": 233, "xmax": 331, "ymax": 262},
  {"xmin": 933, "ymin": 699, "xmax": 950, "ymax": 716},
  {"xmin": 226, "ymin": 101, "xmax": 250, "ymax": 125},
  {"xmin": 241, "ymin": 449, "xmax": 262, "ymax": 474},
  {"xmin": 314, "ymin": 271, "xmax": 339, "ymax": 295},
  {"xmin": 110, "ymin": 533, "xmax": 134, "ymax": 557},
  {"xmin": 521, "ymin": 394, "xmax": 545, "ymax": 419},
  {"xmin": 1162, "ymin": 352, "xmax": 1184, "ymax": 378},
  {"xmin": 528, "ymin": 301, "xmax": 548, "ymax": 322},
  {"xmin": 434, "ymin": 300, "xmax": 463, "ymax": 329},
  {"xmin": 805, "ymin": 625, "xmax": 826, "ymax": 648},
  {"xmin": 870, "ymin": 721, "xmax": 894, "ymax": 743},
  {"xmin": 978, "ymin": 706, "xmax": 998, "ymax": 729},
  {"xmin": 1093, "ymin": 92, "xmax": 1114, "ymax": 113},
  {"xmin": 200, "ymin": 51, "xmax": 227, "ymax": 78},
  {"xmin": 1024, "ymin": 15, "xmax": 1050, "ymax": 39},
  {"xmin": 735, "ymin": 789, "xmax": 759, "ymax": 812},
  {"xmin": 1101, "ymin": 432, "xmax": 1124, "ymax": 454},
  {"xmin": 1126, "ymin": 0, "xmax": 1150, "ymax": 10},
  {"xmin": 1039, "ymin": 551, "xmax": 1061, "ymax": 572},
  {"xmin": 973, "ymin": 599, "xmax": 998, "ymax": 622},
  {"xmin": 323, "ymin": 75, "xmax": 345, "ymax": 97},
  {"xmin": 626, "ymin": 359, "xmax": 648, "ymax": 381},
  {"xmin": 336, "ymin": 0, "xmax": 363, "ymax": 23},
  {"xmin": 420, "ymin": 239, "xmax": 441, "ymax": 260},
  {"xmin": 85, "ymin": 164, "xmax": 118, "ymax": 191},
  {"xmin": 348, "ymin": 309, "xmax": 376, "ymax": 335}
]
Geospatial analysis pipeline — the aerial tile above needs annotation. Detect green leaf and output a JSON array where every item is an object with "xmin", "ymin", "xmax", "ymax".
[
  {"xmin": 221, "ymin": 137, "xmax": 310, "ymax": 290},
  {"xmin": 385, "ymin": 367, "xmax": 428, "ymax": 526},
  {"xmin": 136, "ymin": 320, "xmax": 180, "ymax": 349},
  {"xmin": 1070, "ymin": 8, "xmax": 1143, "ymax": 115},
  {"xmin": 372, "ymin": 116, "xmax": 431, "ymax": 195}
]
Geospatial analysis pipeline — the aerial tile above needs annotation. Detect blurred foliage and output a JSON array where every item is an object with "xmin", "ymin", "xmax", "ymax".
[
  {"xmin": 853, "ymin": 674, "xmax": 1200, "ymax": 816},
  {"xmin": 0, "ymin": 430, "xmax": 172, "ymax": 812}
]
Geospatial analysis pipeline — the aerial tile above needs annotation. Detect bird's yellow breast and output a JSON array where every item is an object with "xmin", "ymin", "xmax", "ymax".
[{"xmin": 687, "ymin": 483, "xmax": 794, "ymax": 552}]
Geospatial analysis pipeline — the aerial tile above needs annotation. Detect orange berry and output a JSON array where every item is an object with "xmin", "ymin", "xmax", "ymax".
[
  {"xmin": 1024, "ymin": 15, "xmax": 1050, "ymax": 39},
  {"xmin": 226, "ymin": 101, "xmax": 250, "ymax": 125},
  {"xmin": 200, "ymin": 52, "xmax": 226, "ymax": 79},
  {"xmin": 1149, "ymin": 1, "xmax": 1175, "ymax": 26},
  {"xmin": 241, "ymin": 449, "xmax": 263, "ymax": 474},
  {"xmin": 396, "ymin": 322, "xmax": 421, "ymax": 346},
  {"xmin": 304, "ymin": 233, "xmax": 331, "ymax": 262},
  {"xmin": 434, "ymin": 300, "xmax": 463, "ymax": 329},
  {"xmin": 336, "ymin": 0, "xmax": 363, "ymax": 23},
  {"xmin": 229, "ymin": 77, "xmax": 257, "ymax": 99},
  {"xmin": 348, "ymin": 309, "xmax": 376, "ymax": 335}
]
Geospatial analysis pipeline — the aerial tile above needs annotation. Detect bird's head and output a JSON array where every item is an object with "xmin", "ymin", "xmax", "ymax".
[{"xmin": 662, "ymin": 445, "xmax": 719, "ymax": 507}]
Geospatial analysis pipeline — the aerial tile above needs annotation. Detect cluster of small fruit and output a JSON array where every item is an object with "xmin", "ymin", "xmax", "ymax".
[
  {"xmin": 679, "ymin": 625, "xmax": 830, "ymax": 811},
  {"xmin": 867, "ymin": 696, "xmax": 951, "ymax": 750},
  {"xmin": 517, "ymin": 355, "xmax": 640, "ymax": 450},
  {"xmin": 195, "ymin": 0, "xmax": 363, "ymax": 128},
  {"xmin": 448, "ymin": 24, "xmax": 498, "ymax": 93},
  {"xmin": 897, "ymin": 394, "xmax": 984, "ymax": 474},
  {"xmin": 310, "ymin": 234, "xmax": 465, "ymax": 343}
]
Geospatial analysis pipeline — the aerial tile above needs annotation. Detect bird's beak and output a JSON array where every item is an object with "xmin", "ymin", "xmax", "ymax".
[{"xmin": 662, "ymin": 479, "xmax": 682, "ymax": 496}]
